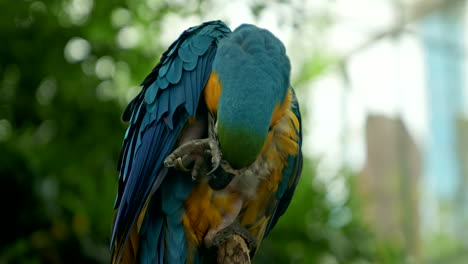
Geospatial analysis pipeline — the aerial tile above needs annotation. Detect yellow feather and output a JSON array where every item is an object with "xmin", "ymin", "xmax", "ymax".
[
  {"xmin": 203, "ymin": 71, "xmax": 222, "ymax": 115},
  {"xmin": 239, "ymin": 88, "xmax": 300, "ymax": 243},
  {"xmin": 183, "ymin": 184, "xmax": 223, "ymax": 245},
  {"xmin": 270, "ymin": 89, "xmax": 293, "ymax": 127}
]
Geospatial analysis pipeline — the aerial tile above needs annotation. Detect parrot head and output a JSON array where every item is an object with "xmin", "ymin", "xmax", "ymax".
[{"xmin": 213, "ymin": 24, "xmax": 291, "ymax": 169}]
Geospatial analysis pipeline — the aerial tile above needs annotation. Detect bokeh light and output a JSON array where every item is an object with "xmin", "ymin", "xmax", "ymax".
[{"xmin": 64, "ymin": 37, "xmax": 91, "ymax": 63}]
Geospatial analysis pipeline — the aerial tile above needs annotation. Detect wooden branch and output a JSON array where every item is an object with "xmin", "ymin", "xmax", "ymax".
[{"xmin": 216, "ymin": 234, "xmax": 251, "ymax": 264}]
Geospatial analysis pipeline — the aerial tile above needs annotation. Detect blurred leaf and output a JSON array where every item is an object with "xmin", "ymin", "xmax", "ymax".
[{"xmin": 0, "ymin": 1, "xmax": 407, "ymax": 263}]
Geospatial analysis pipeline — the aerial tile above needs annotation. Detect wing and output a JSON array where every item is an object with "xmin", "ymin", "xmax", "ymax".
[
  {"xmin": 264, "ymin": 89, "xmax": 303, "ymax": 237},
  {"xmin": 111, "ymin": 20, "xmax": 231, "ymax": 262}
]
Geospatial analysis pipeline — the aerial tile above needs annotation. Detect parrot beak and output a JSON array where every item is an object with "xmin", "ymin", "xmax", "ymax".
[{"xmin": 208, "ymin": 163, "xmax": 235, "ymax": 190}]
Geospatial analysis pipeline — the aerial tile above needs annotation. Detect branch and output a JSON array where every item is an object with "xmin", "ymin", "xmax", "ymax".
[
  {"xmin": 339, "ymin": 0, "xmax": 459, "ymax": 62},
  {"xmin": 216, "ymin": 234, "xmax": 251, "ymax": 264}
]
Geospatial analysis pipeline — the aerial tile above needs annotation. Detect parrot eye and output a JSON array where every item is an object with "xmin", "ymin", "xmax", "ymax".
[{"xmin": 208, "ymin": 163, "xmax": 235, "ymax": 190}]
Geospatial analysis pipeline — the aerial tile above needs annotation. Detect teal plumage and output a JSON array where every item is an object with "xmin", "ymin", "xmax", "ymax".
[
  {"xmin": 111, "ymin": 21, "xmax": 302, "ymax": 264},
  {"xmin": 112, "ymin": 21, "xmax": 230, "ymax": 263}
]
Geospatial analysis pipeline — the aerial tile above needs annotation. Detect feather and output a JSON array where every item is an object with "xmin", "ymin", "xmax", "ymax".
[
  {"xmin": 156, "ymin": 76, "xmax": 169, "ymax": 90},
  {"xmin": 158, "ymin": 60, "xmax": 170, "ymax": 77},
  {"xmin": 264, "ymin": 89, "xmax": 303, "ymax": 237},
  {"xmin": 178, "ymin": 45, "xmax": 195, "ymax": 62},
  {"xmin": 111, "ymin": 20, "xmax": 231, "ymax": 264},
  {"xmin": 183, "ymin": 56, "xmax": 198, "ymax": 71},
  {"xmin": 166, "ymin": 56, "xmax": 183, "ymax": 84},
  {"xmin": 144, "ymin": 82, "xmax": 158, "ymax": 105}
]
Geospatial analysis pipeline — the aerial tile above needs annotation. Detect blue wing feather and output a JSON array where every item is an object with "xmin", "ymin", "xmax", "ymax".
[
  {"xmin": 139, "ymin": 191, "xmax": 164, "ymax": 264},
  {"xmin": 111, "ymin": 20, "xmax": 231, "ymax": 263}
]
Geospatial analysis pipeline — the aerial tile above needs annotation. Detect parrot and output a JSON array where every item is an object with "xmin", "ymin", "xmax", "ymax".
[{"xmin": 110, "ymin": 20, "xmax": 303, "ymax": 263}]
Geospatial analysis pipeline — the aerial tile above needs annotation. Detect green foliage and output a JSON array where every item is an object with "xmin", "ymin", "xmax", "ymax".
[
  {"xmin": 0, "ymin": 0, "xmax": 165, "ymax": 262},
  {"xmin": 1, "ymin": 1, "xmax": 405, "ymax": 263},
  {"xmin": 293, "ymin": 52, "xmax": 336, "ymax": 88}
]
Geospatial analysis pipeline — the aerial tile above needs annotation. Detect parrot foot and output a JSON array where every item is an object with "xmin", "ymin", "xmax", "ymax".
[
  {"xmin": 208, "ymin": 221, "xmax": 257, "ymax": 259},
  {"xmin": 164, "ymin": 138, "xmax": 222, "ymax": 181}
]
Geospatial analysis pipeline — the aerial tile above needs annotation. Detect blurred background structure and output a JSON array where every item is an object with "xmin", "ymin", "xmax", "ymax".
[{"xmin": 1, "ymin": 0, "xmax": 467, "ymax": 263}]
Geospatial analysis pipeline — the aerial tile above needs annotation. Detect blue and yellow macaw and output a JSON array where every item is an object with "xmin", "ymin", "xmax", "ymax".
[{"xmin": 111, "ymin": 20, "xmax": 302, "ymax": 263}]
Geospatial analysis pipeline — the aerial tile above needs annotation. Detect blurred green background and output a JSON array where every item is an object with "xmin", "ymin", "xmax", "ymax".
[{"xmin": 2, "ymin": 0, "xmax": 467, "ymax": 263}]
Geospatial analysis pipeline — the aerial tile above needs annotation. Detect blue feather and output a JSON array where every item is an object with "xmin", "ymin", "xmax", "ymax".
[
  {"xmin": 189, "ymin": 42, "xmax": 206, "ymax": 56},
  {"xmin": 166, "ymin": 56, "xmax": 183, "ymax": 84},
  {"xmin": 132, "ymin": 103, "xmax": 143, "ymax": 125},
  {"xmin": 111, "ymin": 20, "xmax": 231, "ymax": 263},
  {"xmin": 160, "ymin": 173, "xmax": 193, "ymax": 264},
  {"xmin": 158, "ymin": 61, "xmax": 170, "ymax": 77},
  {"xmin": 178, "ymin": 45, "xmax": 195, "ymax": 62},
  {"xmin": 146, "ymin": 101, "xmax": 157, "ymax": 116},
  {"xmin": 183, "ymin": 56, "xmax": 198, "ymax": 71},
  {"xmin": 140, "ymin": 194, "xmax": 164, "ymax": 263},
  {"xmin": 144, "ymin": 82, "xmax": 158, "ymax": 104},
  {"xmin": 192, "ymin": 35, "xmax": 213, "ymax": 54},
  {"xmin": 156, "ymin": 76, "xmax": 169, "ymax": 89},
  {"xmin": 184, "ymin": 68, "xmax": 194, "ymax": 113}
]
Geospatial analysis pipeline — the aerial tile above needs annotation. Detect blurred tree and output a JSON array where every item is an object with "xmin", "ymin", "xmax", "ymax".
[
  {"xmin": 0, "ymin": 0, "xmax": 406, "ymax": 263},
  {"xmin": 0, "ymin": 0, "xmax": 153, "ymax": 262}
]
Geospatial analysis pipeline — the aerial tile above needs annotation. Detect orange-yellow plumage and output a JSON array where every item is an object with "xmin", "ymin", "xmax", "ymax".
[
  {"xmin": 183, "ymin": 184, "xmax": 223, "ymax": 245},
  {"xmin": 183, "ymin": 87, "xmax": 300, "ymax": 256},
  {"xmin": 204, "ymin": 71, "xmax": 222, "ymax": 115},
  {"xmin": 240, "ymin": 92, "xmax": 300, "ymax": 243},
  {"xmin": 270, "ymin": 89, "xmax": 293, "ymax": 127}
]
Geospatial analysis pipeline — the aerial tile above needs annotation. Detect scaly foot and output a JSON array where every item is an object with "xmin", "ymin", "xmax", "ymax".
[
  {"xmin": 208, "ymin": 220, "xmax": 257, "ymax": 259},
  {"xmin": 164, "ymin": 138, "xmax": 222, "ymax": 180}
]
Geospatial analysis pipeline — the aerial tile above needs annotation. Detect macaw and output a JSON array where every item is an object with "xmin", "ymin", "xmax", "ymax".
[{"xmin": 111, "ymin": 20, "xmax": 302, "ymax": 263}]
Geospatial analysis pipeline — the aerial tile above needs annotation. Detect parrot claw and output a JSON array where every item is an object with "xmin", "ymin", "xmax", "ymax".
[
  {"xmin": 206, "ymin": 139, "xmax": 222, "ymax": 175},
  {"xmin": 164, "ymin": 138, "xmax": 222, "ymax": 181},
  {"xmin": 207, "ymin": 220, "xmax": 257, "ymax": 259},
  {"xmin": 207, "ymin": 160, "xmax": 220, "ymax": 175}
]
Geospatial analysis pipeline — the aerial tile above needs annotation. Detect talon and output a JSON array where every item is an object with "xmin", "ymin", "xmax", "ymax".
[
  {"xmin": 176, "ymin": 157, "xmax": 191, "ymax": 172},
  {"xmin": 208, "ymin": 221, "xmax": 257, "ymax": 258},
  {"xmin": 207, "ymin": 160, "xmax": 220, "ymax": 175},
  {"xmin": 207, "ymin": 140, "xmax": 222, "ymax": 175},
  {"xmin": 164, "ymin": 138, "xmax": 224, "ymax": 181}
]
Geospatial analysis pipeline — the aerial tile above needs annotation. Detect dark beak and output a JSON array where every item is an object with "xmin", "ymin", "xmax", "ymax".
[{"xmin": 208, "ymin": 165, "xmax": 235, "ymax": 190}]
